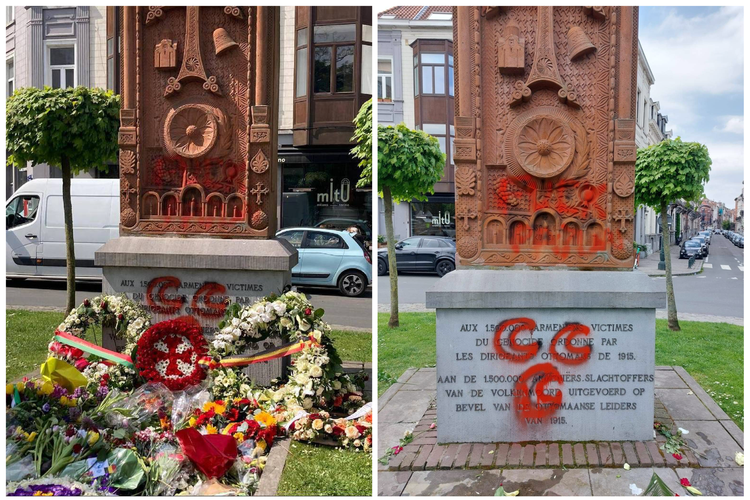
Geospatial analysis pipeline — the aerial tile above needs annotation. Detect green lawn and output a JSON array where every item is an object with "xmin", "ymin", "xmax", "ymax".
[
  {"xmin": 378, "ymin": 313, "xmax": 744, "ymax": 429},
  {"xmin": 6, "ymin": 309, "xmax": 370, "ymax": 381},
  {"xmin": 276, "ymin": 441, "xmax": 372, "ymax": 496}
]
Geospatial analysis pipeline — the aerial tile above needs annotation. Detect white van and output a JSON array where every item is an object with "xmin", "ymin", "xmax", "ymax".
[{"xmin": 6, "ymin": 179, "xmax": 119, "ymax": 280}]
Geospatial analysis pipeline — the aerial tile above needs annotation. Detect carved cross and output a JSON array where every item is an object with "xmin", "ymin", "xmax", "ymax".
[
  {"xmin": 250, "ymin": 182, "xmax": 269, "ymax": 205},
  {"xmin": 614, "ymin": 209, "xmax": 633, "ymax": 233},
  {"xmin": 457, "ymin": 209, "xmax": 478, "ymax": 230},
  {"xmin": 121, "ymin": 179, "xmax": 137, "ymax": 204}
]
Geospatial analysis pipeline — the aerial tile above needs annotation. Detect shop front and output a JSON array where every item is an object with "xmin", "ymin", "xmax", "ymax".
[
  {"xmin": 279, "ymin": 149, "xmax": 372, "ymax": 240},
  {"xmin": 409, "ymin": 194, "xmax": 455, "ymax": 238}
]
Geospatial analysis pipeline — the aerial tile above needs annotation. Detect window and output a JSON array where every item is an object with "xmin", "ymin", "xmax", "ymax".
[
  {"xmin": 413, "ymin": 45, "xmax": 453, "ymax": 97},
  {"xmin": 398, "ymin": 237, "xmax": 421, "ymax": 249},
  {"xmin": 6, "ymin": 6, "xmax": 14, "ymax": 26},
  {"xmin": 636, "ymin": 90, "xmax": 641, "ymax": 125},
  {"xmin": 378, "ymin": 58, "xmax": 393, "ymax": 101},
  {"xmin": 296, "ymin": 28, "xmax": 308, "ymax": 97},
  {"xmin": 422, "ymin": 123, "xmax": 455, "ymax": 164},
  {"xmin": 277, "ymin": 230, "xmax": 304, "ymax": 248},
  {"xmin": 6, "ymin": 57, "xmax": 14, "ymax": 97},
  {"xmin": 48, "ymin": 45, "xmax": 75, "ymax": 89},
  {"xmin": 427, "ymin": 13, "xmax": 452, "ymax": 21},
  {"xmin": 6, "ymin": 195, "xmax": 40, "ymax": 229},
  {"xmin": 313, "ymin": 24, "xmax": 356, "ymax": 94},
  {"xmin": 422, "ymin": 238, "xmax": 441, "ymax": 248},
  {"xmin": 305, "ymin": 231, "xmax": 345, "ymax": 249}
]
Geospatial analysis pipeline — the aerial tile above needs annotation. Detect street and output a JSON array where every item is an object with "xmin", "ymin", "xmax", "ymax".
[
  {"xmin": 6, "ymin": 280, "xmax": 372, "ymax": 330},
  {"xmin": 378, "ymin": 233, "xmax": 744, "ymax": 319}
]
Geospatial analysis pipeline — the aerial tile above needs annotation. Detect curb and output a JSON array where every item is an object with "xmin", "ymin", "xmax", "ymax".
[{"xmin": 255, "ymin": 438, "xmax": 291, "ymax": 496}]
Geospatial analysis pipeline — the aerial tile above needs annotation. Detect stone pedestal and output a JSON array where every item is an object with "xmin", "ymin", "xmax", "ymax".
[
  {"xmin": 95, "ymin": 236, "xmax": 297, "ymax": 386},
  {"xmin": 426, "ymin": 270, "xmax": 665, "ymax": 443}
]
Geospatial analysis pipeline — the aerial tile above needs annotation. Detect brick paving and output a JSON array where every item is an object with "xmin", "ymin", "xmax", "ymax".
[{"xmin": 380, "ymin": 366, "xmax": 744, "ymax": 496}]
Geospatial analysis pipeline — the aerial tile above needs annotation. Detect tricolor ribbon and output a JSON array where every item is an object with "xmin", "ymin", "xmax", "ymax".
[
  {"xmin": 53, "ymin": 331, "xmax": 134, "ymax": 368},
  {"xmin": 198, "ymin": 338, "xmax": 318, "ymax": 370}
]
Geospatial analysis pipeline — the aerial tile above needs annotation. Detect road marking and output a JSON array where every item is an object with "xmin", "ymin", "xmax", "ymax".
[
  {"xmin": 721, "ymin": 265, "xmax": 731, "ymax": 270},
  {"xmin": 703, "ymin": 263, "xmax": 713, "ymax": 268},
  {"xmin": 731, "ymin": 277, "xmax": 738, "ymax": 280},
  {"xmin": 696, "ymin": 276, "xmax": 706, "ymax": 279}
]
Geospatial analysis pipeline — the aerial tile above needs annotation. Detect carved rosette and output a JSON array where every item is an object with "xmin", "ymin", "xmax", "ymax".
[{"xmin": 164, "ymin": 104, "xmax": 219, "ymax": 158}]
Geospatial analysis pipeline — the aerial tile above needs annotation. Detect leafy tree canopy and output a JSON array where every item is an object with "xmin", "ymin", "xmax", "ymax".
[
  {"xmin": 635, "ymin": 137, "xmax": 711, "ymax": 210},
  {"xmin": 351, "ymin": 99, "xmax": 372, "ymax": 188},
  {"xmin": 378, "ymin": 124, "xmax": 445, "ymax": 203},
  {"xmin": 6, "ymin": 86, "xmax": 121, "ymax": 173}
]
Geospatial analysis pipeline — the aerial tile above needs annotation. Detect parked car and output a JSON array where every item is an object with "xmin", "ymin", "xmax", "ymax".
[
  {"xmin": 377, "ymin": 236, "xmax": 456, "ymax": 277},
  {"xmin": 690, "ymin": 236, "xmax": 709, "ymax": 257},
  {"xmin": 733, "ymin": 233, "xmax": 743, "ymax": 246},
  {"xmin": 6, "ymin": 179, "xmax": 119, "ymax": 281},
  {"xmin": 738, "ymin": 237, "xmax": 744, "ymax": 248},
  {"xmin": 276, "ymin": 228, "xmax": 371, "ymax": 297},
  {"xmin": 699, "ymin": 230, "xmax": 712, "ymax": 244},
  {"xmin": 314, "ymin": 218, "xmax": 372, "ymax": 248},
  {"xmin": 679, "ymin": 240, "xmax": 704, "ymax": 260}
]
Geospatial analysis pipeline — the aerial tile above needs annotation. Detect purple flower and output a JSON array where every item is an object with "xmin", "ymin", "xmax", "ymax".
[
  {"xmin": 68, "ymin": 407, "xmax": 82, "ymax": 420},
  {"xmin": 42, "ymin": 402, "xmax": 51, "ymax": 413},
  {"xmin": 72, "ymin": 387, "xmax": 88, "ymax": 399},
  {"xmin": 9, "ymin": 484, "xmax": 84, "ymax": 496},
  {"xmin": 51, "ymin": 385, "xmax": 68, "ymax": 399},
  {"xmin": 96, "ymin": 385, "xmax": 109, "ymax": 399}
]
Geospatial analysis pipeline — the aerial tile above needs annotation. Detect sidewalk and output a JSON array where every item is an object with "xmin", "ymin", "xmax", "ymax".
[
  {"xmin": 639, "ymin": 244, "xmax": 703, "ymax": 277},
  {"xmin": 379, "ymin": 367, "xmax": 744, "ymax": 496}
]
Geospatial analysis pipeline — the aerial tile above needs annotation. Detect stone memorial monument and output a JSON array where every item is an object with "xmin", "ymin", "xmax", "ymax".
[
  {"xmin": 426, "ymin": 6, "xmax": 666, "ymax": 442},
  {"xmin": 95, "ymin": 7, "xmax": 295, "ymax": 385}
]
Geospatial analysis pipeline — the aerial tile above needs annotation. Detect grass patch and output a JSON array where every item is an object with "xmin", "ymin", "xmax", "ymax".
[
  {"xmin": 6, "ymin": 310, "xmax": 370, "ymax": 382},
  {"xmin": 377, "ymin": 313, "xmax": 744, "ymax": 428},
  {"xmin": 276, "ymin": 441, "xmax": 371, "ymax": 496},
  {"xmin": 655, "ymin": 320, "xmax": 743, "ymax": 429},
  {"xmin": 377, "ymin": 313, "xmax": 436, "ymax": 396},
  {"xmin": 328, "ymin": 330, "xmax": 371, "ymax": 363}
]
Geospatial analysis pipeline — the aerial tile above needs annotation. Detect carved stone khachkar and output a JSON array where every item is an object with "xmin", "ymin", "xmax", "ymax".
[
  {"xmin": 119, "ymin": 6, "xmax": 279, "ymax": 238},
  {"xmin": 453, "ymin": 6, "xmax": 638, "ymax": 268}
]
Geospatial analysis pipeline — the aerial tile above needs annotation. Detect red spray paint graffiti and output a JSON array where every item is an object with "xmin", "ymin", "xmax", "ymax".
[{"xmin": 146, "ymin": 276, "xmax": 228, "ymax": 319}]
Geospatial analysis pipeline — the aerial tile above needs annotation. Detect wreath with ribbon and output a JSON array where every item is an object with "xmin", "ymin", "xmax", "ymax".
[{"xmin": 135, "ymin": 318, "xmax": 209, "ymax": 391}]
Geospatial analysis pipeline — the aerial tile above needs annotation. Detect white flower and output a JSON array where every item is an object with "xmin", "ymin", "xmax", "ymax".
[
  {"xmin": 312, "ymin": 419, "xmax": 324, "ymax": 431},
  {"xmin": 310, "ymin": 365, "xmax": 323, "ymax": 378},
  {"xmin": 333, "ymin": 380, "xmax": 342, "ymax": 391},
  {"xmin": 302, "ymin": 397, "xmax": 313, "ymax": 410},
  {"xmin": 280, "ymin": 317, "xmax": 293, "ymax": 329},
  {"xmin": 231, "ymin": 318, "xmax": 240, "ymax": 327},
  {"xmin": 324, "ymin": 424, "xmax": 333, "ymax": 434},
  {"xmin": 295, "ymin": 373, "xmax": 310, "ymax": 385},
  {"xmin": 345, "ymin": 426, "xmax": 360, "ymax": 439}
]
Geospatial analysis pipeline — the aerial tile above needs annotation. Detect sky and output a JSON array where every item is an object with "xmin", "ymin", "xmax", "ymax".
[{"xmin": 639, "ymin": 6, "xmax": 744, "ymax": 207}]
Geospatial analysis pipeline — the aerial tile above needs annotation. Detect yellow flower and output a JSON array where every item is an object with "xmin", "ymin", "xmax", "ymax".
[
  {"xmin": 39, "ymin": 382, "xmax": 54, "ymax": 396},
  {"xmin": 88, "ymin": 432, "xmax": 100, "ymax": 446},
  {"xmin": 254, "ymin": 411, "xmax": 277, "ymax": 427},
  {"xmin": 205, "ymin": 424, "xmax": 218, "ymax": 435},
  {"xmin": 7, "ymin": 384, "xmax": 14, "ymax": 395},
  {"xmin": 189, "ymin": 417, "xmax": 197, "ymax": 427},
  {"xmin": 26, "ymin": 432, "xmax": 37, "ymax": 442},
  {"xmin": 202, "ymin": 401, "xmax": 226, "ymax": 416},
  {"xmin": 233, "ymin": 432, "xmax": 245, "ymax": 443},
  {"xmin": 33, "ymin": 491, "xmax": 53, "ymax": 496},
  {"xmin": 59, "ymin": 396, "xmax": 70, "ymax": 406},
  {"xmin": 16, "ymin": 382, "xmax": 24, "ymax": 392}
]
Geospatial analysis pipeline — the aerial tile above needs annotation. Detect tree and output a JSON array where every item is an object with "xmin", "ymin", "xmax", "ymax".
[
  {"xmin": 7, "ymin": 86, "xmax": 121, "ymax": 313},
  {"xmin": 378, "ymin": 124, "xmax": 445, "ymax": 327},
  {"xmin": 635, "ymin": 137, "xmax": 711, "ymax": 331},
  {"xmin": 723, "ymin": 220, "xmax": 731, "ymax": 230},
  {"xmin": 351, "ymin": 99, "xmax": 372, "ymax": 188}
]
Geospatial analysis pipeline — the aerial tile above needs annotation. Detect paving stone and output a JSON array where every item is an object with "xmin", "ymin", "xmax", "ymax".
[
  {"xmin": 622, "ymin": 442, "xmax": 638, "ymax": 466},
  {"xmin": 507, "ymin": 443, "xmax": 522, "ymax": 466},
  {"xmin": 673, "ymin": 366, "xmax": 732, "ymax": 420},
  {"xmin": 562, "ymin": 443, "xmax": 574, "ymax": 466},
  {"xmin": 573, "ymin": 443, "xmax": 586, "ymax": 466},
  {"xmin": 411, "ymin": 445, "xmax": 433, "ymax": 471},
  {"xmin": 425, "ymin": 444, "xmax": 447, "ymax": 470},
  {"xmin": 494, "ymin": 443, "xmax": 510, "ymax": 467},
  {"xmin": 675, "ymin": 419, "xmax": 744, "ymax": 468},
  {"xmin": 397, "ymin": 367, "xmax": 418, "ymax": 384},
  {"xmin": 590, "ymin": 467, "xmax": 682, "ymax": 495},
  {"xmin": 413, "ymin": 436, "xmax": 438, "ymax": 446},
  {"xmin": 453, "ymin": 443, "xmax": 472, "ymax": 469},
  {"xmin": 378, "ymin": 471, "xmax": 412, "ymax": 496},
  {"xmin": 586, "ymin": 443, "xmax": 599, "ymax": 466},
  {"xmin": 646, "ymin": 440, "xmax": 665, "ymax": 466},
  {"xmin": 388, "ymin": 448, "xmax": 408, "ymax": 471},
  {"xmin": 655, "ymin": 370, "xmax": 688, "ymax": 389},
  {"xmin": 675, "ymin": 467, "xmax": 744, "ymax": 496},
  {"xmin": 655, "ymin": 389, "xmax": 716, "ymax": 421},
  {"xmin": 683, "ymin": 448, "xmax": 699, "ymax": 467},
  {"xmin": 399, "ymin": 451, "xmax": 418, "ymax": 471},
  {"xmin": 402, "ymin": 369, "xmax": 437, "ymax": 391},
  {"xmin": 719, "ymin": 419, "xmax": 744, "ymax": 449},
  {"xmin": 468, "ymin": 444, "xmax": 484, "ymax": 468},
  {"xmin": 379, "ymin": 422, "xmax": 416, "ymax": 457},
  {"xmin": 379, "ymin": 390, "xmax": 434, "ymax": 424},
  {"xmin": 534, "ymin": 443, "xmax": 546, "ymax": 467},
  {"xmin": 480, "ymin": 443, "xmax": 497, "ymax": 468},
  {"xmin": 439, "ymin": 444, "xmax": 461, "ymax": 469},
  {"xmin": 521, "ymin": 444, "xmax": 535, "ymax": 467},
  {"xmin": 610, "ymin": 442, "xmax": 624, "ymax": 465},
  {"xmin": 548, "ymin": 443, "xmax": 560, "ymax": 467},
  {"xmin": 635, "ymin": 441, "xmax": 652, "ymax": 466},
  {"xmin": 402, "ymin": 470, "xmax": 505, "ymax": 496},
  {"xmin": 598, "ymin": 443, "xmax": 612, "ymax": 466},
  {"xmin": 498, "ymin": 469, "xmax": 592, "ymax": 496}
]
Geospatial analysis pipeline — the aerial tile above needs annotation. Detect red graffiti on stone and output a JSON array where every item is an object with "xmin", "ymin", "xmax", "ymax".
[
  {"xmin": 513, "ymin": 362, "xmax": 564, "ymax": 421},
  {"xmin": 190, "ymin": 282, "xmax": 228, "ymax": 318},
  {"xmin": 550, "ymin": 323, "xmax": 592, "ymax": 365},
  {"xmin": 146, "ymin": 276, "xmax": 183, "ymax": 315},
  {"xmin": 493, "ymin": 317, "xmax": 540, "ymax": 363}
]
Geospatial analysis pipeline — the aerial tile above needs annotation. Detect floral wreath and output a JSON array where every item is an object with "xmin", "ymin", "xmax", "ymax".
[{"xmin": 136, "ymin": 318, "xmax": 209, "ymax": 391}]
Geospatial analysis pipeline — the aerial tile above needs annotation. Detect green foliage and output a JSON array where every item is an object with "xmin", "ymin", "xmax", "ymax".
[
  {"xmin": 635, "ymin": 137, "xmax": 711, "ymax": 210},
  {"xmin": 675, "ymin": 213, "xmax": 681, "ymax": 239},
  {"xmin": 277, "ymin": 441, "xmax": 371, "ymax": 496},
  {"xmin": 723, "ymin": 220, "xmax": 731, "ymax": 230},
  {"xmin": 378, "ymin": 124, "xmax": 445, "ymax": 203},
  {"xmin": 6, "ymin": 86, "xmax": 120, "ymax": 173},
  {"xmin": 351, "ymin": 99, "xmax": 372, "ymax": 188},
  {"xmin": 642, "ymin": 473, "xmax": 676, "ymax": 496}
]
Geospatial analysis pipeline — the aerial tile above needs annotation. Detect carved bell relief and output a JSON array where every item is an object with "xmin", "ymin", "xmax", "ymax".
[
  {"xmin": 567, "ymin": 26, "xmax": 596, "ymax": 61},
  {"xmin": 213, "ymin": 28, "xmax": 238, "ymax": 56},
  {"xmin": 155, "ymin": 39, "xmax": 177, "ymax": 69},
  {"xmin": 497, "ymin": 20, "xmax": 525, "ymax": 74}
]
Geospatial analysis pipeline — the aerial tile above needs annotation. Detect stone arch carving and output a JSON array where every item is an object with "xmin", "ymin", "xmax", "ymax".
[
  {"xmin": 226, "ymin": 194, "xmax": 244, "ymax": 219},
  {"xmin": 561, "ymin": 220, "xmax": 582, "ymax": 246},
  {"xmin": 142, "ymin": 192, "xmax": 160, "ymax": 218},
  {"xmin": 532, "ymin": 210, "xmax": 559, "ymax": 246},
  {"xmin": 161, "ymin": 192, "xmax": 179, "ymax": 217},
  {"xmin": 584, "ymin": 221, "xmax": 605, "ymax": 249},
  {"xmin": 206, "ymin": 193, "xmax": 226, "ymax": 218},
  {"xmin": 181, "ymin": 185, "xmax": 204, "ymax": 217},
  {"xmin": 508, "ymin": 219, "xmax": 530, "ymax": 246},
  {"xmin": 483, "ymin": 218, "xmax": 506, "ymax": 247}
]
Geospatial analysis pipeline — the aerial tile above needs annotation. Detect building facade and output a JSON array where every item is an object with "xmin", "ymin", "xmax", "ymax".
[
  {"xmin": 735, "ymin": 182, "xmax": 744, "ymax": 234},
  {"xmin": 6, "ymin": 6, "xmax": 108, "ymax": 197},
  {"xmin": 377, "ymin": 6, "xmax": 454, "ymax": 241}
]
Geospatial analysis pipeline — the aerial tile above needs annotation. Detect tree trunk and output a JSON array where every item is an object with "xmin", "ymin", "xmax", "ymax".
[
  {"xmin": 382, "ymin": 187, "xmax": 399, "ymax": 328},
  {"xmin": 61, "ymin": 156, "xmax": 77, "ymax": 314},
  {"xmin": 661, "ymin": 203, "xmax": 679, "ymax": 331}
]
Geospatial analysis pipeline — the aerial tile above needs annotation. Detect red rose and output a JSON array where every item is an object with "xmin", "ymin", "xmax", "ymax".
[
  {"xmin": 238, "ymin": 398, "xmax": 251, "ymax": 407},
  {"xmin": 225, "ymin": 408, "xmax": 240, "ymax": 422},
  {"xmin": 245, "ymin": 420, "xmax": 260, "ymax": 437},
  {"xmin": 83, "ymin": 299, "xmax": 90, "ymax": 307},
  {"xmin": 102, "ymin": 374, "xmax": 110, "ymax": 381},
  {"xmin": 257, "ymin": 426, "xmax": 277, "ymax": 447},
  {"xmin": 117, "ymin": 314, "xmax": 124, "ymax": 320},
  {"xmin": 680, "ymin": 478, "xmax": 691, "ymax": 487},
  {"xmin": 355, "ymin": 425, "xmax": 366, "ymax": 434},
  {"xmin": 69, "ymin": 347, "xmax": 84, "ymax": 358},
  {"xmin": 100, "ymin": 301, "xmax": 107, "ymax": 310},
  {"xmin": 673, "ymin": 453, "xmax": 683, "ymax": 461},
  {"xmin": 305, "ymin": 308, "xmax": 312, "ymax": 315},
  {"xmin": 73, "ymin": 444, "xmax": 83, "ymax": 454},
  {"xmin": 333, "ymin": 396, "xmax": 343, "ymax": 407},
  {"xmin": 74, "ymin": 359, "xmax": 90, "ymax": 371},
  {"xmin": 332, "ymin": 426, "xmax": 344, "ymax": 437}
]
